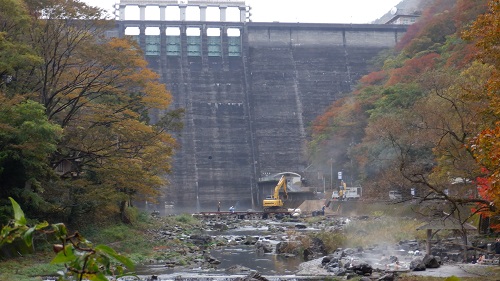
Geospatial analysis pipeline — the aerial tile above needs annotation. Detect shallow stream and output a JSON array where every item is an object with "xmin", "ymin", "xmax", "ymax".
[{"xmin": 135, "ymin": 225, "xmax": 305, "ymax": 277}]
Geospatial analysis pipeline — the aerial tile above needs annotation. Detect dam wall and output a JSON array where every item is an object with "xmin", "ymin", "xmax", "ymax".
[{"xmin": 115, "ymin": 20, "xmax": 407, "ymax": 210}]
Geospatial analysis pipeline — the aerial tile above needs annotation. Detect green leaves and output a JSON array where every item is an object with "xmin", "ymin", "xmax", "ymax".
[
  {"xmin": 50, "ymin": 243, "xmax": 135, "ymax": 280},
  {"xmin": 9, "ymin": 196, "xmax": 26, "ymax": 226},
  {"xmin": 0, "ymin": 98, "xmax": 62, "ymax": 221},
  {"xmin": 1, "ymin": 197, "xmax": 136, "ymax": 281},
  {"xmin": 51, "ymin": 223, "xmax": 68, "ymax": 239},
  {"xmin": 51, "ymin": 244, "xmax": 77, "ymax": 264},
  {"xmin": 95, "ymin": 245, "xmax": 135, "ymax": 270}
]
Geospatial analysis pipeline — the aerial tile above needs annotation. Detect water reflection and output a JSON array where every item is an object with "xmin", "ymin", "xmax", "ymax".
[
  {"xmin": 210, "ymin": 245, "xmax": 303, "ymax": 275},
  {"xmin": 135, "ymin": 244, "xmax": 303, "ymax": 276}
]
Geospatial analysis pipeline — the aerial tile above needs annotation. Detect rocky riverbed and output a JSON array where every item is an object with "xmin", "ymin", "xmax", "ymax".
[{"xmin": 127, "ymin": 213, "xmax": 500, "ymax": 281}]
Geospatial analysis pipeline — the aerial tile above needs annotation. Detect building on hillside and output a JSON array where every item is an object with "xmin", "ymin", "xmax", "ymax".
[
  {"xmin": 373, "ymin": 0, "xmax": 433, "ymax": 25},
  {"xmin": 385, "ymin": 12, "xmax": 420, "ymax": 25}
]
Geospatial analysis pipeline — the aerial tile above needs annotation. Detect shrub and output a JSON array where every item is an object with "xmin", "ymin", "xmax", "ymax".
[{"xmin": 311, "ymin": 231, "xmax": 347, "ymax": 253}]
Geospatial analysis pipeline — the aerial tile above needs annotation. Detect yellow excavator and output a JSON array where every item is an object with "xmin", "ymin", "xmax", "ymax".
[{"xmin": 262, "ymin": 175, "xmax": 288, "ymax": 212}]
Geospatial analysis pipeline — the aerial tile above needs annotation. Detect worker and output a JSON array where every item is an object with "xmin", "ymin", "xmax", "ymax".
[{"xmin": 229, "ymin": 206, "xmax": 235, "ymax": 213}]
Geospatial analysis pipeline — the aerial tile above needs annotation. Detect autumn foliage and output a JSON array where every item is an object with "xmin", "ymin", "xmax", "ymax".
[
  {"xmin": 359, "ymin": 70, "xmax": 388, "ymax": 87},
  {"xmin": 308, "ymin": 0, "xmax": 500, "ymax": 224},
  {"xmin": 465, "ymin": 0, "xmax": 500, "ymax": 222},
  {"xmin": 0, "ymin": 0, "xmax": 180, "ymax": 225},
  {"xmin": 386, "ymin": 53, "xmax": 440, "ymax": 86}
]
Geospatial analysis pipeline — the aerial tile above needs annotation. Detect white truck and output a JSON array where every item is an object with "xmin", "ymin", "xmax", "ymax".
[{"xmin": 331, "ymin": 186, "xmax": 362, "ymax": 200}]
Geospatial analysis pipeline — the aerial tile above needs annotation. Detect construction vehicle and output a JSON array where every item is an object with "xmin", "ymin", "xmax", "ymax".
[
  {"xmin": 331, "ymin": 180, "xmax": 361, "ymax": 200},
  {"xmin": 263, "ymin": 175, "xmax": 288, "ymax": 212}
]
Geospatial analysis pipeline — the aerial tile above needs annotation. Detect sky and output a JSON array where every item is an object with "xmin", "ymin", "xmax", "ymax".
[{"xmin": 82, "ymin": 0, "xmax": 403, "ymax": 24}]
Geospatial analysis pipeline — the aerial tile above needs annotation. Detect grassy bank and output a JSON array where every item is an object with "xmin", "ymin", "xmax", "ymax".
[{"xmin": 0, "ymin": 211, "xmax": 202, "ymax": 281}]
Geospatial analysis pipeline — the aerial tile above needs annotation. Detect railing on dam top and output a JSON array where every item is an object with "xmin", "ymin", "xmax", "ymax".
[
  {"xmin": 119, "ymin": 0, "xmax": 246, "ymax": 6},
  {"xmin": 117, "ymin": 0, "xmax": 248, "ymax": 22}
]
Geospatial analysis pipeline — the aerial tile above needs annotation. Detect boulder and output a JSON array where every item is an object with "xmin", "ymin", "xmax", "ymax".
[
  {"xmin": 203, "ymin": 254, "xmax": 221, "ymax": 265},
  {"xmin": 352, "ymin": 263, "xmax": 373, "ymax": 276},
  {"xmin": 225, "ymin": 265, "xmax": 253, "ymax": 274},
  {"xmin": 189, "ymin": 234, "xmax": 213, "ymax": 246},
  {"xmin": 303, "ymin": 237, "xmax": 327, "ymax": 261},
  {"xmin": 276, "ymin": 241, "xmax": 302, "ymax": 255},
  {"xmin": 410, "ymin": 258, "xmax": 426, "ymax": 271},
  {"xmin": 233, "ymin": 271, "xmax": 269, "ymax": 281},
  {"xmin": 423, "ymin": 254, "xmax": 441, "ymax": 268},
  {"xmin": 321, "ymin": 256, "xmax": 333, "ymax": 266},
  {"xmin": 213, "ymin": 222, "xmax": 229, "ymax": 231},
  {"xmin": 255, "ymin": 241, "xmax": 274, "ymax": 253},
  {"xmin": 243, "ymin": 236, "xmax": 259, "ymax": 245},
  {"xmin": 332, "ymin": 249, "xmax": 346, "ymax": 259}
]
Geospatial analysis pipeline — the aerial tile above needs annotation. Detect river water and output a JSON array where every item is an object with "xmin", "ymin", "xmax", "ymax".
[
  {"xmin": 134, "ymin": 245, "xmax": 303, "ymax": 275},
  {"xmin": 134, "ymin": 224, "xmax": 307, "ymax": 277},
  {"xmin": 131, "ymin": 197, "xmax": 344, "ymax": 280}
]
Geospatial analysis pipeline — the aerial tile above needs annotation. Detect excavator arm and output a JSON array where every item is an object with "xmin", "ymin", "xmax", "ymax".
[
  {"xmin": 263, "ymin": 175, "xmax": 288, "ymax": 210},
  {"xmin": 273, "ymin": 175, "xmax": 287, "ymax": 199}
]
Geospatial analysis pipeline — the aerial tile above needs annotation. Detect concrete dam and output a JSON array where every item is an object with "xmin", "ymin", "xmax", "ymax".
[{"xmin": 115, "ymin": 1, "xmax": 407, "ymax": 211}]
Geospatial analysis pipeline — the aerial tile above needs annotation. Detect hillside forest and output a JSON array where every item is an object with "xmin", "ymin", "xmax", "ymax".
[{"xmin": 308, "ymin": 0, "xmax": 500, "ymax": 226}]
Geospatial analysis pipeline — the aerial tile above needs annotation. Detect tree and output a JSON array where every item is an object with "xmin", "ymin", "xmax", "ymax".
[
  {"xmin": 0, "ymin": 0, "xmax": 181, "ymax": 224},
  {"xmin": 0, "ymin": 96, "xmax": 62, "ymax": 224},
  {"xmin": 359, "ymin": 66, "xmax": 493, "ymax": 258},
  {"xmin": 0, "ymin": 0, "xmax": 41, "ymax": 90},
  {"xmin": 464, "ymin": 0, "xmax": 500, "ymax": 219},
  {"xmin": 363, "ymin": 65, "xmax": 492, "ymax": 203},
  {"xmin": 386, "ymin": 53, "xmax": 441, "ymax": 86}
]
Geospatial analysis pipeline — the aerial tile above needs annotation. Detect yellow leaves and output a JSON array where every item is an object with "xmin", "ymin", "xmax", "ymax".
[
  {"xmin": 464, "ymin": 0, "xmax": 500, "ymax": 68},
  {"xmin": 106, "ymin": 37, "xmax": 146, "ymax": 67},
  {"xmin": 142, "ymin": 83, "xmax": 171, "ymax": 108},
  {"xmin": 464, "ymin": 2, "xmax": 500, "ymax": 209}
]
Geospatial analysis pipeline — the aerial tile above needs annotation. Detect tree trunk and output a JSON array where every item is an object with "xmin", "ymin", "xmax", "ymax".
[
  {"xmin": 119, "ymin": 200, "xmax": 131, "ymax": 224},
  {"xmin": 462, "ymin": 231, "xmax": 468, "ymax": 263}
]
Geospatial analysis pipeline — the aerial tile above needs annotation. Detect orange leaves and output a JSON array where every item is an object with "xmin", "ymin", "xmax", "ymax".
[
  {"xmin": 98, "ymin": 38, "xmax": 172, "ymax": 113},
  {"xmin": 474, "ymin": 126, "xmax": 500, "ymax": 171},
  {"xmin": 307, "ymin": 0, "xmax": 496, "ymax": 207},
  {"xmin": 311, "ymin": 98, "xmax": 357, "ymax": 136},
  {"xmin": 386, "ymin": 53, "xmax": 441, "ymax": 86},
  {"xmin": 463, "ymin": 0, "xmax": 500, "ymax": 68},
  {"xmin": 471, "ymin": 125, "xmax": 500, "ymax": 217},
  {"xmin": 359, "ymin": 70, "xmax": 387, "ymax": 87},
  {"xmin": 454, "ymin": 0, "xmax": 488, "ymax": 31},
  {"xmin": 465, "ymin": 1, "xmax": 500, "ymax": 213},
  {"xmin": 445, "ymin": 43, "xmax": 480, "ymax": 68}
]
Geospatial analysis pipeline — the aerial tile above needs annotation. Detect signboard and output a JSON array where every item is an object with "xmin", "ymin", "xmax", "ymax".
[{"xmin": 338, "ymin": 172, "xmax": 342, "ymax": 180}]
